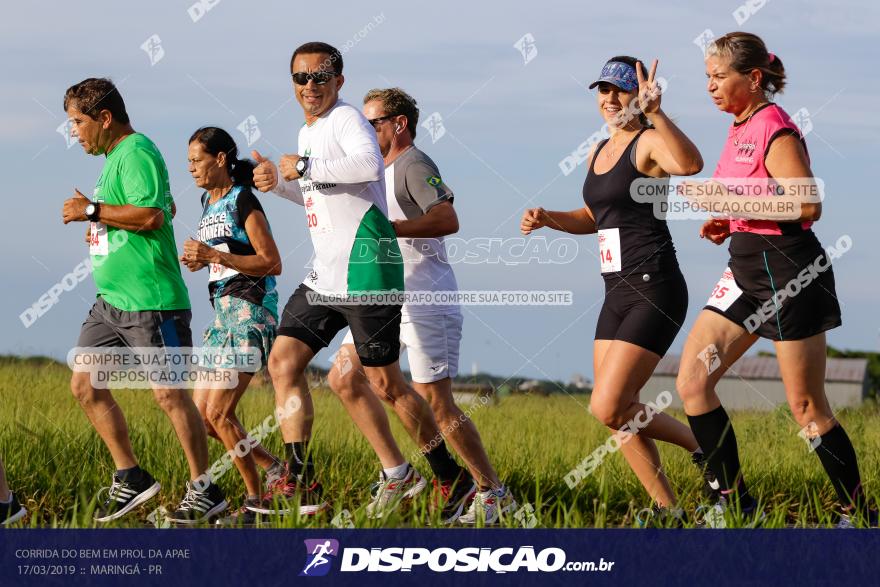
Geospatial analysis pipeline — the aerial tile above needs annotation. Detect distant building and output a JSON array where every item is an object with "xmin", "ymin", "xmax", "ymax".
[
  {"xmin": 569, "ymin": 373, "xmax": 591, "ymax": 391},
  {"xmin": 517, "ymin": 380, "xmax": 549, "ymax": 396},
  {"xmin": 452, "ymin": 383, "xmax": 496, "ymax": 405},
  {"xmin": 640, "ymin": 354, "xmax": 869, "ymax": 411}
]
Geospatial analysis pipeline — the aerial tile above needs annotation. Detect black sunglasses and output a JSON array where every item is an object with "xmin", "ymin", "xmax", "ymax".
[
  {"xmin": 368, "ymin": 114, "xmax": 396, "ymax": 128},
  {"xmin": 291, "ymin": 71, "xmax": 337, "ymax": 86}
]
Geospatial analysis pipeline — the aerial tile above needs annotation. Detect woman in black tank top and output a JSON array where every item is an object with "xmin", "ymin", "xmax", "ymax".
[{"xmin": 521, "ymin": 56, "xmax": 711, "ymax": 524}]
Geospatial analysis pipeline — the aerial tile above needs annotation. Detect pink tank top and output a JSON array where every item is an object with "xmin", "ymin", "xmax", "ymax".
[{"xmin": 712, "ymin": 103, "xmax": 812, "ymax": 235}]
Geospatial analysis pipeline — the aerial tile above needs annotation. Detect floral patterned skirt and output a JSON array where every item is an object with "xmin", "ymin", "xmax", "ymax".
[{"xmin": 203, "ymin": 296, "xmax": 277, "ymax": 372}]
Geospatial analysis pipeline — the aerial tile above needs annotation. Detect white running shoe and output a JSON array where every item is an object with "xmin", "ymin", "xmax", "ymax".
[
  {"xmin": 365, "ymin": 465, "xmax": 427, "ymax": 519},
  {"xmin": 458, "ymin": 486, "xmax": 517, "ymax": 525}
]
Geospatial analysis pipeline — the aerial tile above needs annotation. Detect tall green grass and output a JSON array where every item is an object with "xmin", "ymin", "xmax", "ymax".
[{"xmin": 1, "ymin": 357, "xmax": 877, "ymax": 528}]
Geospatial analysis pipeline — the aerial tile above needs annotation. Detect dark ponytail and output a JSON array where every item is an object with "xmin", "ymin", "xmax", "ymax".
[
  {"xmin": 188, "ymin": 126, "xmax": 256, "ymax": 187},
  {"xmin": 707, "ymin": 32, "xmax": 787, "ymax": 96},
  {"xmin": 228, "ymin": 157, "xmax": 256, "ymax": 188}
]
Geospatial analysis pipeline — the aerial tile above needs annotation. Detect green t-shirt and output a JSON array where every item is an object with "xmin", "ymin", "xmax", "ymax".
[{"xmin": 90, "ymin": 133, "xmax": 190, "ymax": 311}]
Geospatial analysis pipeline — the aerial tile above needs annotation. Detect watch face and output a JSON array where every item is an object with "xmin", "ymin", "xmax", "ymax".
[{"xmin": 86, "ymin": 204, "xmax": 96, "ymax": 216}]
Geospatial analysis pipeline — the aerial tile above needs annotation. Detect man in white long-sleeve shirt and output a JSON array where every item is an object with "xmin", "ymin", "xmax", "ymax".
[{"xmin": 252, "ymin": 42, "xmax": 461, "ymax": 519}]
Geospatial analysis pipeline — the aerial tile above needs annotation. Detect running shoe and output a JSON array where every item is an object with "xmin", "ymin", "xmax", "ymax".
[
  {"xmin": 366, "ymin": 465, "xmax": 428, "ymax": 519},
  {"xmin": 836, "ymin": 515, "xmax": 855, "ymax": 529},
  {"xmin": 696, "ymin": 495, "xmax": 765, "ymax": 528},
  {"xmin": 458, "ymin": 486, "xmax": 517, "ymax": 526},
  {"xmin": 635, "ymin": 505, "xmax": 687, "ymax": 528},
  {"xmin": 691, "ymin": 451, "xmax": 722, "ymax": 500},
  {"xmin": 0, "ymin": 493, "xmax": 26, "ymax": 526},
  {"xmin": 433, "ymin": 470, "xmax": 477, "ymax": 524},
  {"xmin": 167, "ymin": 481, "xmax": 227, "ymax": 524},
  {"xmin": 215, "ymin": 497, "xmax": 271, "ymax": 527},
  {"xmin": 835, "ymin": 508, "xmax": 879, "ymax": 529},
  {"xmin": 94, "ymin": 470, "xmax": 161, "ymax": 522},
  {"xmin": 253, "ymin": 474, "xmax": 328, "ymax": 516},
  {"xmin": 264, "ymin": 462, "xmax": 288, "ymax": 490}
]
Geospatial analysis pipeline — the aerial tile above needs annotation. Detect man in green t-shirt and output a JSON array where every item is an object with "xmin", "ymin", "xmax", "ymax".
[{"xmin": 61, "ymin": 78, "xmax": 226, "ymax": 524}]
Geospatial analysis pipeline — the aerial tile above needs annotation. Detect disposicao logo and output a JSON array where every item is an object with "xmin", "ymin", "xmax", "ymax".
[{"xmin": 300, "ymin": 539, "xmax": 339, "ymax": 577}]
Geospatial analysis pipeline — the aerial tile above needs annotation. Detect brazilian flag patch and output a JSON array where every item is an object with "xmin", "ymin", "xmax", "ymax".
[{"xmin": 426, "ymin": 175, "xmax": 442, "ymax": 187}]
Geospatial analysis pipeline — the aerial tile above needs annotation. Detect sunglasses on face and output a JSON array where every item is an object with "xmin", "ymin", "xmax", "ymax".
[
  {"xmin": 367, "ymin": 115, "xmax": 395, "ymax": 128},
  {"xmin": 291, "ymin": 71, "xmax": 337, "ymax": 85}
]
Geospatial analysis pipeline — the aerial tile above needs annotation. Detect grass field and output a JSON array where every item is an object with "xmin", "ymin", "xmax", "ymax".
[{"xmin": 2, "ymin": 356, "xmax": 878, "ymax": 529}]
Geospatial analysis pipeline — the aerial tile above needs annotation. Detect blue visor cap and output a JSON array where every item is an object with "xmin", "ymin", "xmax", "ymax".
[{"xmin": 588, "ymin": 61, "xmax": 638, "ymax": 92}]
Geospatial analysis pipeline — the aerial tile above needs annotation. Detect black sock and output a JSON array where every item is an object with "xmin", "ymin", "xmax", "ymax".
[
  {"xmin": 814, "ymin": 424, "xmax": 867, "ymax": 515},
  {"xmin": 687, "ymin": 406, "xmax": 754, "ymax": 508},
  {"xmin": 423, "ymin": 442, "xmax": 460, "ymax": 483},
  {"xmin": 116, "ymin": 465, "xmax": 143, "ymax": 483},
  {"xmin": 285, "ymin": 441, "xmax": 314, "ymax": 481}
]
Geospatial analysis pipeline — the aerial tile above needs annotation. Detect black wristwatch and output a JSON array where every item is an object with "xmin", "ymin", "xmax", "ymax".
[
  {"xmin": 85, "ymin": 201, "xmax": 101, "ymax": 222},
  {"xmin": 295, "ymin": 156, "xmax": 310, "ymax": 178}
]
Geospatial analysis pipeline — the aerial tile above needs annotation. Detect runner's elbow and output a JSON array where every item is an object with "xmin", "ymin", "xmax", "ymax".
[
  {"xmin": 684, "ymin": 159, "xmax": 703, "ymax": 176},
  {"xmin": 144, "ymin": 212, "xmax": 164, "ymax": 231},
  {"xmin": 680, "ymin": 154, "xmax": 703, "ymax": 176}
]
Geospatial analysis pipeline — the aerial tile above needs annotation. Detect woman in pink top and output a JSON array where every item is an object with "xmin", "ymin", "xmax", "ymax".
[{"xmin": 676, "ymin": 32, "xmax": 873, "ymax": 528}]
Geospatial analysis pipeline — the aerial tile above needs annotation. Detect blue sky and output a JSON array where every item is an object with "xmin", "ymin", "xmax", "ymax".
[{"xmin": 2, "ymin": 0, "xmax": 878, "ymax": 383}]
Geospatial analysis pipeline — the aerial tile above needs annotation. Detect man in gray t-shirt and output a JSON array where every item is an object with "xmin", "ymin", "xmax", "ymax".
[
  {"xmin": 328, "ymin": 88, "xmax": 516, "ymax": 526},
  {"xmin": 385, "ymin": 145, "xmax": 460, "ymax": 311}
]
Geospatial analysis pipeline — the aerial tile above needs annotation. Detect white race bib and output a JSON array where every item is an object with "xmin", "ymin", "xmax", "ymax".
[
  {"xmin": 706, "ymin": 267, "xmax": 743, "ymax": 311},
  {"xmin": 208, "ymin": 243, "xmax": 239, "ymax": 283},
  {"xmin": 89, "ymin": 222, "xmax": 109, "ymax": 256},
  {"xmin": 304, "ymin": 191, "xmax": 333, "ymax": 235},
  {"xmin": 598, "ymin": 228, "xmax": 622, "ymax": 273}
]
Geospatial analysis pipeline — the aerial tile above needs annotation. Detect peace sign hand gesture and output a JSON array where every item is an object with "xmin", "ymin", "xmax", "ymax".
[{"xmin": 636, "ymin": 59, "xmax": 661, "ymax": 116}]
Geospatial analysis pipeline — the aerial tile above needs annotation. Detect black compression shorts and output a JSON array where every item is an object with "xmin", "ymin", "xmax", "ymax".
[{"xmin": 595, "ymin": 268, "xmax": 688, "ymax": 356}]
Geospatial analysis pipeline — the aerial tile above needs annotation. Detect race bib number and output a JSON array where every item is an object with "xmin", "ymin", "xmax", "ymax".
[
  {"xmin": 598, "ymin": 228, "xmax": 621, "ymax": 273},
  {"xmin": 706, "ymin": 267, "xmax": 743, "ymax": 311},
  {"xmin": 89, "ymin": 222, "xmax": 108, "ymax": 256},
  {"xmin": 208, "ymin": 243, "xmax": 239, "ymax": 283},
  {"xmin": 304, "ymin": 192, "xmax": 333, "ymax": 235}
]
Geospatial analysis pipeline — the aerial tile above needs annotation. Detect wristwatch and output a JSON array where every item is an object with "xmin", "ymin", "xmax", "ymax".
[
  {"xmin": 85, "ymin": 202, "xmax": 101, "ymax": 222},
  {"xmin": 295, "ymin": 157, "xmax": 310, "ymax": 178}
]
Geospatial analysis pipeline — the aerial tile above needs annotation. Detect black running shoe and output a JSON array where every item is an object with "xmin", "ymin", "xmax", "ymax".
[
  {"xmin": 0, "ymin": 493, "xmax": 26, "ymax": 526},
  {"xmin": 434, "ymin": 469, "xmax": 478, "ymax": 524},
  {"xmin": 168, "ymin": 482, "xmax": 227, "ymax": 524},
  {"xmin": 691, "ymin": 451, "xmax": 721, "ymax": 500},
  {"xmin": 94, "ymin": 471, "xmax": 161, "ymax": 522}
]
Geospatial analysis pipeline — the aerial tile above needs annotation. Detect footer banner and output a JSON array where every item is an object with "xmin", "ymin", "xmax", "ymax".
[{"xmin": 2, "ymin": 529, "xmax": 878, "ymax": 586}]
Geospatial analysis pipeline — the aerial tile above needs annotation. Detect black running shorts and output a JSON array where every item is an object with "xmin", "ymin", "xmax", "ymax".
[
  {"xmin": 703, "ymin": 231, "xmax": 842, "ymax": 341},
  {"xmin": 278, "ymin": 283, "xmax": 401, "ymax": 367},
  {"xmin": 595, "ymin": 267, "xmax": 688, "ymax": 356}
]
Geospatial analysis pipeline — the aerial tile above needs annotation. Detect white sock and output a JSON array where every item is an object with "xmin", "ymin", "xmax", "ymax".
[{"xmin": 383, "ymin": 462, "xmax": 410, "ymax": 479}]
